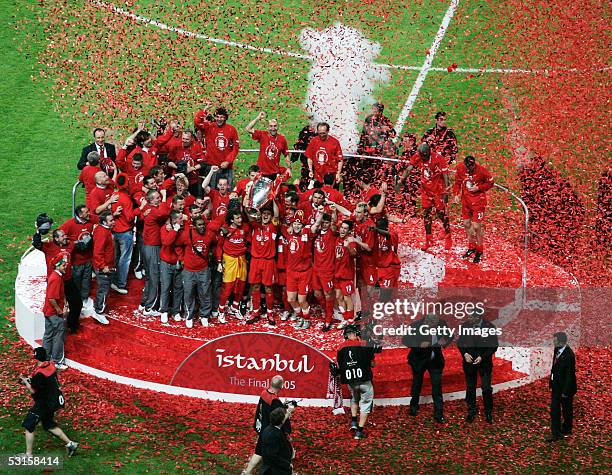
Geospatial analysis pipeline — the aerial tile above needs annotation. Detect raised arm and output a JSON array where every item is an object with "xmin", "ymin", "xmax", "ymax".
[{"xmin": 245, "ymin": 111, "xmax": 266, "ymax": 135}]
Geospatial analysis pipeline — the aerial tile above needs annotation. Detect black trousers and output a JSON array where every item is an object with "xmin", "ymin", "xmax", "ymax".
[
  {"xmin": 551, "ymin": 393, "xmax": 573, "ymax": 436},
  {"xmin": 464, "ymin": 363, "xmax": 493, "ymax": 414},
  {"xmin": 410, "ymin": 365, "xmax": 443, "ymax": 418},
  {"xmin": 64, "ymin": 279, "xmax": 82, "ymax": 332}
]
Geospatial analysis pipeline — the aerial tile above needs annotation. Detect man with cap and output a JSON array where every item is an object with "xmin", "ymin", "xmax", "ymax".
[
  {"xmin": 20, "ymin": 347, "xmax": 78, "ymax": 459},
  {"xmin": 333, "ymin": 324, "xmax": 381, "ymax": 440},
  {"xmin": 402, "ymin": 313, "xmax": 454, "ymax": 423},
  {"xmin": 456, "ymin": 310, "xmax": 499, "ymax": 423},
  {"xmin": 396, "ymin": 142, "xmax": 452, "ymax": 251},
  {"xmin": 41, "ymin": 254, "xmax": 69, "ymax": 366},
  {"xmin": 453, "ymin": 156, "xmax": 494, "ymax": 263}
]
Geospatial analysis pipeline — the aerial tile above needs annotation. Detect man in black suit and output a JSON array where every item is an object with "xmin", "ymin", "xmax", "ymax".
[
  {"xmin": 402, "ymin": 313, "xmax": 454, "ymax": 423},
  {"xmin": 457, "ymin": 311, "xmax": 499, "ymax": 423},
  {"xmin": 548, "ymin": 331, "xmax": 577, "ymax": 442},
  {"xmin": 259, "ymin": 407, "xmax": 293, "ymax": 475},
  {"xmin": 77, "ymin": 128, "xmax": 116, "ymax": 171}
]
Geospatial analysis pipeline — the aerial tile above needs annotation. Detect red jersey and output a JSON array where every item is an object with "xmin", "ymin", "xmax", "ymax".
[
  {"xmin": 59, "ymin": 217, "xmax": 94, "ymax": 266},
  {"xmin": 250, "ymin": 222, "xmax": 278, "ymax": 259},
  {"xmin": 40, "ymin": 241, "xmax": 74, "ymax": 281},
  {"xmin": 89, "ymin": 184, "xmax": 115, "ymax": 218},
  {"xmin": 374, "ymin": 231, "xmax": 401, "ymax": 268},
  {"xmin": 78, "ymin": 165, "xmax": 101, "ymax": 210},
  {"xmin": 252, "ymin": 130, "xmax": 288, "ymax": 175},
  {"xmin": 177, "ymin": 228, "xmax": 215, "ymax": 272},
  {"xmin": 409, "ymin": 151, "xmax": 448, "ymax": 195},
  {"xmin": 334, "ymin": 237, "xmax": 358, "ymax": 280},
  {"xmin": 233, "ymin": 177, "xmax": 251, "ymax": 198},
  {"xmin": 92, "ymin": 224, "xmax": 115, "ymax": 270},
  {"xmin": 160, "ymin": 225, "xmax": 181, "ymax": 264},
  {"xmin": 207, "ymin": 189, "xmax": 230, "ymax": 219},
  {"xmin": 111, "ymin": 190, "xmax": 136, "ymax": 233},
  {"xmin": 283, "ymin": 228, "xmax": 313, "ymax": 272},
  {"xmin": 305, "ymin": 135, "xmax": 343, "ymax": 182},
  {"xmin": 360, "ymin": 186, "xmax": 381, "ymax": 204},
  {"xmin": 453, "ymin": 163, "xmax": 494, "ymax": 203},
  {"xmin": 216, "ymin": 224, "xmax": 250, "ymax": 259},
  {"xmin": 155, "ymin": 128, "xmax": 180, "ymax": 154},
  {"xmin": 313, "ymin": 229, "xmax": 337, "ymax": 273},
  {"xmin": 194, "ymin": 112, "xmax": 240, "ymax": 167},
  {"xmin": 141, "ymin": 205, "xmax": 169, "ymax": 246},
  {"xmin": 43, "ymin": 270, "xmax": 65, "ymax": 317},
  {"xmin": 354, "ymin": 219, "xmax": 376, "ymax": 268},
  {"xmin": 169, "ymin": 141, "xmax": 205, "ymax": 185}
]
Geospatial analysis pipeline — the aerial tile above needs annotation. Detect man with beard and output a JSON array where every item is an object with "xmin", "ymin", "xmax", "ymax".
[{"xmin": 245, "ymin": 111, "xmax": 290, "ymax": 180}]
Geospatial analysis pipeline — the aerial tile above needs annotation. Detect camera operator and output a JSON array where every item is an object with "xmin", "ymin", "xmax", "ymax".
[
  {"xmin": 20, "ymin": 347, "xmax": 78, "ymax": 458},
  {"xmin": 243, "ymin": 375, "xmax": 296, "ymax": 475},
  {"xmin": 332, "ymin": 324, "xmax": 382, "ymax": 440}
]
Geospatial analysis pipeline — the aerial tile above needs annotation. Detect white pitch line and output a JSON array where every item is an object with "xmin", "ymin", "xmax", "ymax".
[
  {"xmin": 393, "ymin": 0, "xmax": 461, "ymax": 136},
  {"xmin": 92, "ymin": 1, "xmax": 562, "ymax": 76}
]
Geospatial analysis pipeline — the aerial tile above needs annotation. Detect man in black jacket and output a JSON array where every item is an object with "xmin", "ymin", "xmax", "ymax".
[
  {"xmin": 77, "ymin": 128, "xmax": 116, "ymax": 171},
  {"xmin": 457, "ymin": 311, "xmax": 499, "ymax": 423},
  {"xmin": 402, "ymin": 313, "xmax": 454, "ymax": 423},
  {"xmin": 548, "ymin": 331, "xmax": 577, "ymax": 441},
  {"xmin": 259, "ymin": 407, "xmax": 293, "ymax": 475}
]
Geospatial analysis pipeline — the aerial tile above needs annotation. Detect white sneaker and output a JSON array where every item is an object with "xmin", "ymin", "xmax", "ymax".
[
  {"xmin": 83, "ymin": 298, "xmax": 94, "ymax": 309},
  {"xmin": 144, "ymin": 309, "xmax": 161, "ymax": 317},
  {"xmin": 212, "ymin": 311, "xmax": 219, "ymax": 318},
  {"xmin": 292, "ymin": 317, "xmax": 304, "ymax": 329},
  {"xmin": 80, "ymin": 306, "xmax": 93, "ymax": 317},
  {"xmin": 185, "ymin": 318, "xmax": 193, "ymax": 329},
  {"xmin": 138, "ymin": 305, "xmax": 145, "ymax": 313},
  {"xmin": 290, "ymin": 312, "xmax": 298, "ymax": 321},
  {"xmin": 55, "ymin": 363, "xmax": 69, "ymax": 371},
  {"xmin": 92, "ymin": 313, "xmax": 110, "ymax": 325},
  {"xmin": 301, "ymin": 319, "xmax": 311, "ymax": 330},
  {"xmin": 218, "ymin": 313, "xmax": 226, "ymax": 324},
  {"xmin": 336, "ymin": 319, "xmax": 348, "ymax": 329},
  {"xmin": 110, "ymin": 284, "xmax": 128, "ymax": 295},
  {"xmin": 160, "ymin": 312, "xmax": 168, "ymax": 324},
  {"xmin": 227, "ymin": 306, "xmax": 242, "ymax": 320},
  {"xmin": 173, "ymin": 313, "xmax": 182, "ymax": 322},
  {"xmin": 134, "ymin": 270, "xmax": 143, "ymax": 280},
  {"xmin": 66, "ymin": 441, "xmax": 79, "ymax": 457},
  {"xmin": 280, "ymin": 311, "xmax": 290, "ymax": 321},
  {"xmin": 200, "ymin": 317, "xmax": 209, "ymax": 327}
]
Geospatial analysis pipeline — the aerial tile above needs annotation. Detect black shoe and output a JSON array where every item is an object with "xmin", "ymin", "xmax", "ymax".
[
  {"xmin": 466, "ymin": 412, "xmax": 476, "ymax": 423},
  {"xmin": 321, "ymin": 323, "xmax": 332, "ymax": 332},
  {"xmin": 409, "ymin": 406, "xmax": 418, "ymax": 416},
  {"xmin": 434, "ymin": 416, "xmax": 446, "ymax": 424},
  {"xmin": 266, "ymin": 316, "xmax": 276, "ymax": 326},
  {"xmin": 463, "ymin": 249, "xmax": 476, "ymax": 259},
  {"xmin": 354, "ymin": 311, "xmax": 362, "ymax": 322},
  {"xmin": 546, "ymin": 434, "xmax": 565, "ymax": 442},
  {"xmin": 245, "ymin": 314, "xmax": 260, "ymax": 325},
  {"xmin": 473, "ymin": 252, "xmax": 483, "ymax": 264},
  {"xmin": 485, "ymin": 412, "xmax": 493, "ymax": 423},
  {"xmin": 239, "ymin": 300, "xmax": 248, "ymax": 317}
]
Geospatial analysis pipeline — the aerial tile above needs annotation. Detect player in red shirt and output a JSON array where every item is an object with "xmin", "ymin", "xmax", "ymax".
[
  {"xmin": 311, "ymin": 210, "xmax": 338, "ymax": 332},
  {"xmin": 78, "ymin": 152, "xmax": 102, "ymax": 211},
  {"xmin": 372, "ymin": 217, "xmax": 401, "ymax": 299},
  {"xmin": 194, "ymin": 104, "xmax": 240, "ymax": 187},
  {"xmin": 397, "ymin": 142, "xmax": 452, "ymax": 251},
  {"xmin": 159, "ymin": 210, "xmax": 186, "ymax": 324},
  {"xmin": 89, "ymin": 171, "xmax": 118, "ymax": 222},
  {"xmin": 59, "ymin": 205, "xmax": 95, "ymax": 313},
  {"xmin": 283, "ymin": 218, "xmax": 314, "ymax": 330},
  {"xmin": 42, "ymin": 254, "xmax": 68, "ymax": 365},
  {"xmin": 245, "ymin": 111, "xmax": 290, "ymax": 179},
  {"xmin": 246, "ymin": 206, "xmax": 279, "ymax": 326},
  {"xmin": 334, "ymin": 221, "xmax": 359, "ymax": 326},
  {"xmin": 168, "ymin": 130, "xmax": 205, "ymax": 192},
  {"xmin": 352, "ymin": 202, "xmax": 377, "ymax": 321},
  {"xmin": 175, "ymin": 216, "xmax": 216, "ymax": 328},
  {"xmin": 305, "ymin": 123, "xmax": 344, "ymax": 185},
  {"xmin": 233, "ymin": 165, "xmax": 260, "ymax": 200},
  {"xmin": 202, "ymin": 165, "xmax": 231, "ymax": 222},
  {"xmin": 453, "ymin": 156, "xmax": 494, "ymax": 263},
  {"xmin": 92, "ymin": 211, "xmax": 115, "ymax": 324},
  {"xmin": 215, "ymin": 208, "xmax": 250, "ymax": 323}
]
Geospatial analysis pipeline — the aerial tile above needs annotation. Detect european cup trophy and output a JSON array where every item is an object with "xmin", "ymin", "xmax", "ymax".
[{"xmin": 245, "ymin": 176, "xmax": 275, "ymax": 220}]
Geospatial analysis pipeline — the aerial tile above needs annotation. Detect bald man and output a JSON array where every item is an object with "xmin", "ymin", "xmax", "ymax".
[
  {"xmin": 89, "ymin": 171, "xmax": 118, "ymax": 222},
  {"xmin": 245, "ymin": 111, "xmax": 290, "ymax": 180}
]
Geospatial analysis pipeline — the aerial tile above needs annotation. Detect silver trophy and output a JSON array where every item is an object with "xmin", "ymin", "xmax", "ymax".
[{"xmin": 245, "ymin": 176, "xmax": 274, "ymax": 220}]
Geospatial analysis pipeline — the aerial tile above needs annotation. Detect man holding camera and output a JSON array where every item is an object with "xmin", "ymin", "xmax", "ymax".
[
  {"xmin": 20, "ymin": 347, "xmax": 78, "ymax": 458},
  {"xmin": 333, "ymin": 324, "xmax": 381, "ymax": 440},
  {"xmin": 243, "ymin": 375, "xmax": 296, "ymax": 475}
]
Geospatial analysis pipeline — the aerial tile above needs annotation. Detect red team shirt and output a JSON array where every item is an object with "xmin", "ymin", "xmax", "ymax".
[
  {"xmin": 250, "ymin": 222, "xmax": 278, "ymax": 260},
  {"xmin": 252, "ymin": 130, "xmax": 288, "ymax": 175},
  {"xmin": 374, "ymin": 231, "xmax": 401, "ymax": 288},
  {"xmin": 409, "ymin": 151, "xmax": 448, "ymax": 196},
  {"xmin": 92, "ymin": 225, "xmax": 115, "ymax": 271},
  {"xmin": 194, "ymin": 112, "xmax": 240, "ymax": 167},
  {"xmin": 169, "ymin": 141, "xmax": 205, "ymax": 185},
  {"xmin": 334, "ymin": 237, "xmax": 358, "ymax": 295},
  {"xmin": 177, "ymin": 228, "xmax": 216, "ymax": 272},
  {"xmin": 59, "ymin": 218, "xmax": 94, "ymax": 266},
  {"xmin": 43, "ymin": 270, "xmax": 65, "ymax": 317},
  {"xmin": 453, "ymin": 162, "xmax": 494, "ymax": 223},
  {"xmin": 305, "ymin": 135, "xmax": 343, "ymax": 182}
]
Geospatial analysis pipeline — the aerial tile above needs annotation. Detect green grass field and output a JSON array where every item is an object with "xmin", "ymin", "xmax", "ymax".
[{"xmin": 0, "ymin": 0, "xmax": 609, "ymax": 472}]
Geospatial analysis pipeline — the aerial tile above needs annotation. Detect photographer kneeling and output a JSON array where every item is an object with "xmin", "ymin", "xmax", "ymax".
[
  {"xmin": 243, "ymin": 375, "xmax": 296, "ymax": 475},
  {"xmin": 20, "ymin": 347, "xmax": 78, "ymax": 458}
]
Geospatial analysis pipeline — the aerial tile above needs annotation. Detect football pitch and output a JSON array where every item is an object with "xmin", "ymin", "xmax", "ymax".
[{"xmin": 0, "ymin": 0, "xmax": 609, "ymax": 473}]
